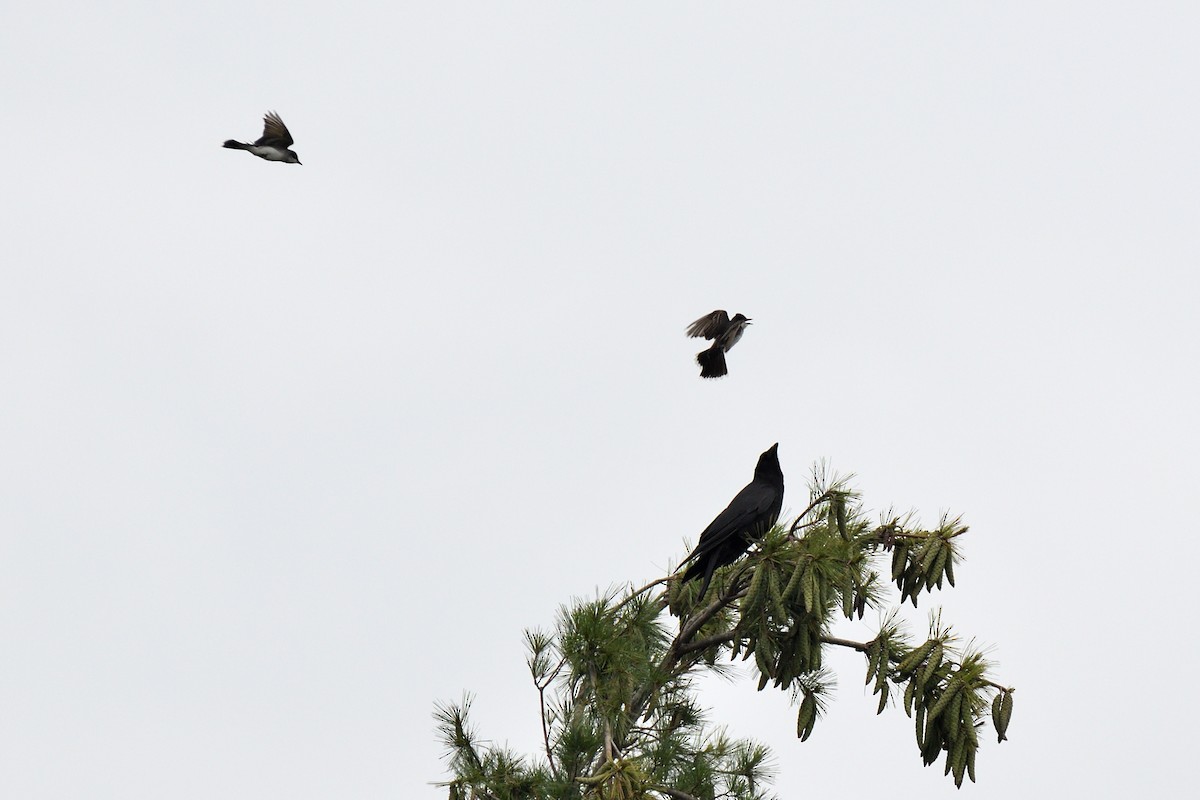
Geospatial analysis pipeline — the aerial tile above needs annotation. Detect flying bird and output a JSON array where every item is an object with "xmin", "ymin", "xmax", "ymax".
[
  {"xmin": 677, "ymin": 443, "xmax": 784, "ymax": 601},
  {"xmin": 686, "ymin": 310, "xmax": 751, "ymax": 378},
  {"xmin": 223, "ymin": 111, "xmax": 302, "ymax": 164}
]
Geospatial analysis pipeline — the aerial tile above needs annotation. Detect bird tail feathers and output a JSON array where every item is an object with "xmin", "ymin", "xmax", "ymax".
[
  {"xmin": 222, "ymin": 140, "xmax": 249, "ymax": 150},
  {"xmin": 697, "ymin": 346, "xmax": 727, "ymax": 378},
  {"xmin": 678, "ymin": 555, "xmax": 718, "ymax": 602},
  {"xmin": 692, "ymin": 562, "xmax": 717, "ymax": 603}
]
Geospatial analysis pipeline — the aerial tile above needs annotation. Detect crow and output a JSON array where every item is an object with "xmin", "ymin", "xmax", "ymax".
[
  {"xmin": 686, "ymin": 310, "xmax": 751, "ymax": 378},
  {"xmin": 677, "ymin": 443, "xmax": 784, "ymax": 601}
]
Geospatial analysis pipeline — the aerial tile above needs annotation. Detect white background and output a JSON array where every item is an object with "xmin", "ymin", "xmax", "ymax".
[{"xmin": 2, "ymin": 3, "xmax": 1197, "ymax": 797}]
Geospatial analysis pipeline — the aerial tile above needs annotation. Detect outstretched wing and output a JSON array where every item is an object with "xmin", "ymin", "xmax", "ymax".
[
  {"xmin": 256, "ymin": 111, "xmax": 295, "ymax": 148},
  {"xmin": 686, "ymin": 310, "xmax": 730, "ymax": 340}
]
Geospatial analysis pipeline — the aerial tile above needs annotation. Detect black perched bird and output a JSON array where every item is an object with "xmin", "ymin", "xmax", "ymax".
[
  {"xmin": 223, "ymin": 111, "xmax": 302, "ymax": 164},
  {"xmin": 677, "ymin": 443, "xmax": 784, "ymax": 601},
  {"xmin": 686, "ymin": 310, "xmax": 751, "ymax": 378}
]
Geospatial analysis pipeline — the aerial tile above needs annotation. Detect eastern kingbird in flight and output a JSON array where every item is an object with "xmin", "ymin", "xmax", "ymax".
[
  {"xmin": 686, "ymin": 310, "xmax": 751, "ymax": 378},
  {"xmin": 223, "ymin": 111, "xmax": 302, "ymax": 164},
  {"xmin": 677, "ymin": 443, "xmax": 784, "ymax": 601}
]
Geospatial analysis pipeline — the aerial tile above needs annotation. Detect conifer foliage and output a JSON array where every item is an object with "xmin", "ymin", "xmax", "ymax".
[{"xmin": 436, "ymin": 466, "xmax": 1013, "ymax": 798}]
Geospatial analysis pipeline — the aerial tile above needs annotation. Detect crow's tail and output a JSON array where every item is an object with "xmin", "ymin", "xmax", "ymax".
[
  {"xmin": 693, "ymin": 568, "xmax": 716, "ymax": 603},
  {"xmin": 680, "ymin": 556, "xmax": 717, "ymax": 603}
]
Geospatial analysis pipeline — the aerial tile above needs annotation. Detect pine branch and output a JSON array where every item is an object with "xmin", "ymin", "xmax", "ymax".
[
  {"xmin": 676, "ymin": 629, "xmax": 739, "ymax": 656},
  {"xmin": 615, "ymin": 576, "xmax": 671, "ymax": 613},
  {"xmin": 537, "ymin": 676, "xmax": 557, "ymax": 772},
  {"xmin": 820, "ymin": 634, "xmax": 1012, "ymax": 693},
  {"xmin": 652, "ymin": 786, "xmax": 702, "ymax": 800},
  {"xmin": 627, "ymin": 576, "xmax": 749, "ymax": 725}
]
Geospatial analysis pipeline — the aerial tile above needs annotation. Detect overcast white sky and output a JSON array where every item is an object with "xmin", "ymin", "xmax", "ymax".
[{"xmin": 2, "ymin": 2, "xmax": 1198, "ymax": 797}]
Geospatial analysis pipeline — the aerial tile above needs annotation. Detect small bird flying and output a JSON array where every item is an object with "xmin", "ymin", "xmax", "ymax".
[
  {"xmin": 686, "ymin": 310, "xmax": 751, "ymax": 378},
  {"xmin": 223, "ymin": 111, "xmax": 302, "ymax": 164},
  {"xmin": 677, "ymin": 443, "xmax": 784, "ymax": 601}
]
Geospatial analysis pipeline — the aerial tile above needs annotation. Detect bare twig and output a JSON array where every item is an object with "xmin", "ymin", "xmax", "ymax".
[
  {"xmin": 614, "ymin": 576, "xmax": 671, "ymax": 613},
  {"xmin": 788, "ymin": 490, "xmax": 835, "ymax": 535},
  {"xmin": 535, "ymin": 655, "xmax": 567, "ymax": 691}
]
